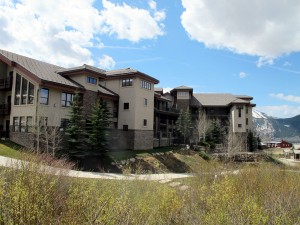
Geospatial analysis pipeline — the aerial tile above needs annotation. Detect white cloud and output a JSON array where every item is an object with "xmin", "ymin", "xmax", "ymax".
[
  {"xmin": 181, "ymin": 0, "xmax": 300, "ymax": 60},
  {"xmin": 283, "ymin": 61, "xmax": 292, "ymax": 67},
  {"xmin": 0, "ymin": 0, "xmax": 165, "ymax": 67},
  {"xmin": 270, "ymin": 93, "xmax": 300, "ymax": 104},
  {"xmin": 100, "ymin": 0, "xmax": 165, "ymax": 42},
  {"xmin": 256, "ymin": 57, "xmax": 274, "ymax": 68},
  {"xmin": 256, "ymin": 105, "xmax": 300, "ymax": 118},
  {"xmin": 99, "ymin": 54, "xmax": 116, "ymax": 70},
  {"xmin": 239, "ymin": 72, "xmax": 247, "ymax": 79}
]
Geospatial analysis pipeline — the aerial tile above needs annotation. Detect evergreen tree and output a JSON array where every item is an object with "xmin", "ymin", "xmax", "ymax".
[
  {"xmin": 62, "ymin": 93, "xmax": 86, "ymax": 158},
  {"xmin": 176, "ymin": 110, "xmax": 193, "ymax": 144},
  {"xmin": 87, "ymin": 100, "xmax": 112, "ymax": 156},
  {"xmin": 247, "ymin": 130, "xmax": 258, "ymax": 152}
]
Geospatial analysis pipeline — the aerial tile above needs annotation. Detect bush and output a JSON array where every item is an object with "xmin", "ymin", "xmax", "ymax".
[{"xmin": 199, "ymin": 151, "xmax": 211, "ymax": 161}]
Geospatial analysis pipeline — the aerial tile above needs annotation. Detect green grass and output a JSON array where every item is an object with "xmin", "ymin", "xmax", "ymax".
[
  {"xmin": 0, "ymin": 140, "xmax": 25, "ymax": 159},
  {"xmin": 107, "ymin": 146, "xmax": 181, "ymax": 161}
]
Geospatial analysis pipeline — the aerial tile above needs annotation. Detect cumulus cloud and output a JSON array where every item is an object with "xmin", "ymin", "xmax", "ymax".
[
  {"xmin": 270, "ymin": 93, "xmax": 300, "ymax": 104},
  {"xmin": 0, "ymin": 0, "xmax": 165, "ymax": 67},
  {"xmin": 100, "ymin": 0, "xmax": 165, "ymax": 42},
  {"xmin": 239, "ymin": 72, "xmax": 247, "ymax": 79},
  {"xmin": 256, "ymin": 105, "xmax": 300, "ymax": 118},
  {"xmin": 99, "ymin": 54, "xmax": 116, "ymax": 70},
  {"xmin": 181, "ymin": 0, "xmax": 300, "ymax": 62}
]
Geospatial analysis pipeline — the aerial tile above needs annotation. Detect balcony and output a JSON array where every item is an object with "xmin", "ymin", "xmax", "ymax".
[
  {"xmin": 0, "ymin": 104, "xmax": 11, "ymax": 115},
  {"xmin": 0, "ymin": 77, "xmax": 12, "ymax": 90},
  {"xmin": 154, "ymin": 107, "xmax": 180, "ymax": 115}
]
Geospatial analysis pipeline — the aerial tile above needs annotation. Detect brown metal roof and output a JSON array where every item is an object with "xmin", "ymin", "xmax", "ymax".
[
  {"xmin": 0, "ymin": 49, "xmax": 80, "ymax": 88},
  {"xmin": 192, "ymin": 93, "xmax": 252, "ymax": 107},
  {"xmin": 105, "ymin": 68, "xmax": 159, "ymax": 84}
]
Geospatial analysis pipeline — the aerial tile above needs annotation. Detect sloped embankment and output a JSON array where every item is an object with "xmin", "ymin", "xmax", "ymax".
[{"xmin": 117, "ymin": 150, "xmax": 206, "ymax": 174}]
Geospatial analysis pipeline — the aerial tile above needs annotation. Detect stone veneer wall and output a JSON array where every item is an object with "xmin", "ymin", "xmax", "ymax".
[
  {"xmin": 82, "ymin": 90, "xmax": 98, "ymax": 117},
  {"xmin": 176, "ymin": 99, "xmax": 190, "ymax": 111},
  {"xmin": 108, "ymin": 129, "xmax": 153, "ymax": 150},
  {"xmin": 10, "ymin": 130, "xmax": 35, "ymax": 149},
  {"xmin": 133, "ymin": 130, "xmax": 153, "ymax": 150}
]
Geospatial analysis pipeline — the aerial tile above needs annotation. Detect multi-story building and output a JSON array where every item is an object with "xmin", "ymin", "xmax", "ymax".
[
  {"xmin": 0, "ymin": 49, "xmax": 255, "ymax": 151},
  {"xmin": 153, "ymin": 86, "xmax": 256, "ymax": 148},
  {"xmin": 0, "ymin": 49, "xmax": 158, "ymax": 150}
]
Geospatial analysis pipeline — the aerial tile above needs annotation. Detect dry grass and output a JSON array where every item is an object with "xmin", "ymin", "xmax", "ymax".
[{"xmin": 0, "ymin": 153, "xmax": 300, "ymax": 224}]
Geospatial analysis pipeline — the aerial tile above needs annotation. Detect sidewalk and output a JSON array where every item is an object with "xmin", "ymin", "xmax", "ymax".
[{"xmin": 0, "ymin": 155, "xmax": 193, "ymax": 181}]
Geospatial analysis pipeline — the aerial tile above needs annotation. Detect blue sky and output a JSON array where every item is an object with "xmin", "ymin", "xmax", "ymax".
[{"xmin": 1, "ymin": 0, "xmax": 300, "ymax": 118}]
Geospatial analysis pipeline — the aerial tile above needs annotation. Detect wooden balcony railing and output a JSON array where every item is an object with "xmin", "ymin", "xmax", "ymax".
[
  {"xmin": 0, "ymin": 77, "xmax": 12, "ymax": 90},
  {"xmin": 0, "ymin": 104, "xmax": 11, "ymax": 115}
]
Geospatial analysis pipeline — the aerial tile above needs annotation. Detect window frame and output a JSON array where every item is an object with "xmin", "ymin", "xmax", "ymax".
[
  {"xmin": 87, "ymin": 76, "xmax": 97, "ymax": 85},
  {"xmin": 61, "ymin": 92, "xmax": 74, "ymax": 107},
  {"xmin": 122, "ymin": 78, "xmax": 133, "ymax": 87},
  {"xmin": 40, "ymin": 88, "xmax": 49, "ymax": 105}
]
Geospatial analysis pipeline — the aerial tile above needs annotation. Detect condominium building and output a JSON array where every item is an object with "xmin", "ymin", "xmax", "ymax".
[
  {"xmin": 0, "ymin": 49, "xmax": 158, "ymax": 150},
  {"xmin": 0, "ymin": 49, "xmax": 255, "ymax": 151}
]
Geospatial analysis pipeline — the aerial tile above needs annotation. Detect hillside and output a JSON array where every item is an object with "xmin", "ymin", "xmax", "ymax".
[{"xmin": 253, "ymin": 110, "xmax": 300, "ymax": 142}]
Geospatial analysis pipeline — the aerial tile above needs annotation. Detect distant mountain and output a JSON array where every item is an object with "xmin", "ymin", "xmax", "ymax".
[{"xmin": 252, "ymin": 110, "xmax": 300, "ymax": 143}]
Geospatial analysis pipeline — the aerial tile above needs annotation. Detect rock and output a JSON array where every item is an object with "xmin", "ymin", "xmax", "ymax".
[
  {"xmin": 169, "ymin": 182, "xmax": 181, "ymax": 187},
  {"xmin": 178, "ymin": 185, "xmax": 189, "ymax": 191},
  {"xmin": 129, "ymin": 158, "xmax": 136, "ymax": 163}
]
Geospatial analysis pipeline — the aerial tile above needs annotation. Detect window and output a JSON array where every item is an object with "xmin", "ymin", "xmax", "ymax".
[
  {"xmin": 122, "ymin": 78, "xmax": 133, "ymax": 87},
  {"xmin": 178, "ymin": 92, "xmax": 188, "ymax": 97},
  {"xmin": 123, "ymin": 125, "xmax": 128, "ymax": 131},
  {"xmin": 238, "ymin": 124, "xmax": 242, "ymax": 128},
  {"xmin": 39, "ymin": 117, "xmax": 48, "ymax": 130},
  {"xmin": 14, "ymin": 74, "xmax": 35, "ymax": 105},
  {"xmin": 28, "ymin": 82, "xmax": 34, "ymax": 104},
  {"xmin": 246, "ymin": 106, "xmax": 248, "ymax": 114},
  {"xmin": 238, "ymin": 108, "xmax": 242, "ymax": 117},
  {"xmin": 87, "ymin": 77, "xmax": 97, "ymax": 84},
  {"xmin": 113, "ymin": 122, "xmax": 118, "ymax": 129},
  {"xmin": 143, "ymin": 119, "xmax": 147, "ymax": 126},
  {"xmin": 40, "ymin": 88, "xmax": 49, "ymax": 105},
  {"xmin": 21, "ymin": 78, "xmax": 28, "ymax": 104},
  {"xmin": 13, "ymin": 117, "xmax": 19, "ymax": 132},
  {"xmin": 246, "ymin": 118, "xmax": 249, "ymax": 125},
  {"xmin": 144, "ymin": 98, "xmax": 148, "ymax": 106},
  {"xmin": 27, "ymin": 116, "xmax": 33, "ymax": 133},
  {"xmin": 20, "ymin": 117, "xmax": 26, "ymax": 132},
  {"xmin": 61, "ymin": 92, "xmax": 74, "ymax": 107},
  {"xmin": 124, "ymin": 102, "xmax": 129, "ymax": 110},
  {"xmin": 141, "ymin": 80, "xmax": 151, "ymax": 90},
  {"xmin": 14, "ymin": 74, "xmax": 21, "ymax": 105}
]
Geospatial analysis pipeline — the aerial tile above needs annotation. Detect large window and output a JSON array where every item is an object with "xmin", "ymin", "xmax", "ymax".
[
  {"xmin": 122, "ymin": 78, "xmax": 133, "ymax": 87},
  {"xmin": 61, "ymin": 93, "xmax": 74, "ymax": 107},
  {"xmin": 28, "ymin": 83, "xmax": 34, "ymax": 104},
  {"xmin": 14, "ymin": 74, "xmax": 35, "ymax": 105},
  {"xmin": 13, "ymin": 116, "xmax": 33, "ymax": 133},
  {"xmin": 40, "ymin": 88, "xmax": 49, "ymax": 105},
  {"xmin": 87, "ymin": 77, "xmax": 97, "ymax": 84},
  {"xmin": 141, "ymin": 80, "xmax": 151, "ymax": 90},
  {"xmin": 14, "ymin": 74, "xmax": 21, "ymax": 105},
  {"xmin": 13, "ymin": 117, "xmax": 19, "ymax": 132},
  {"xmin": 21, "ymin": 78, "xmax": 28, "ymax": 104}
]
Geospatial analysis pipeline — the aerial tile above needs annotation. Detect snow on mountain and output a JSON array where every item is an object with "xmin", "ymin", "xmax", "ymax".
[
  {"xmin": 252, "ymin": 110, "xmax": 267, "ymax": 119},
  {"xmin": 252, "ymin": 110, "xmax": 300, "ymax": 142}
]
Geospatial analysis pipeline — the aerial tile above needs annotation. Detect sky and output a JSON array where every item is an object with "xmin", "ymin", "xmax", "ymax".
[{"xmin": 1, "ymin": 0, "xmax": 300, "ymax": 118}]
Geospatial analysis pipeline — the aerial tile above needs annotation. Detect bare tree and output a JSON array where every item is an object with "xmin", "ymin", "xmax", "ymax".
[{"xmin": 195, "ymin": 110, "xmax": 211, "ymax": 143}]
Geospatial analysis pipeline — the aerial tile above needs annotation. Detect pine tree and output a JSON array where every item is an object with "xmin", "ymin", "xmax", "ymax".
[
  {"xmin": 62, "ymin": 93, "xmax": 86, "ymax": 158},
  {"xmin": 176, "ymin": 110, "xmax": 193, "ymax": 144},
  {"xmin": 87, "ymin": 100, "xmax": 111, "ymax": 156}
]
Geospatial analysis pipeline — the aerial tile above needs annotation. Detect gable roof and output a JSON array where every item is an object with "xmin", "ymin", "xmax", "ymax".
[
  {"xmin": 0, "ymin": 49, "xmax": 80, "ymax": 88},
  {"xmin": 106, "ymin": 68, "xmax": 159, "ymax": 84},
  {"xmin": 191, "ymin": 93, "xmax": 253, "ymax": 107},
  {"xmin": 57, "ymin": 64, "xmax": 106, "ymax": 77}
]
